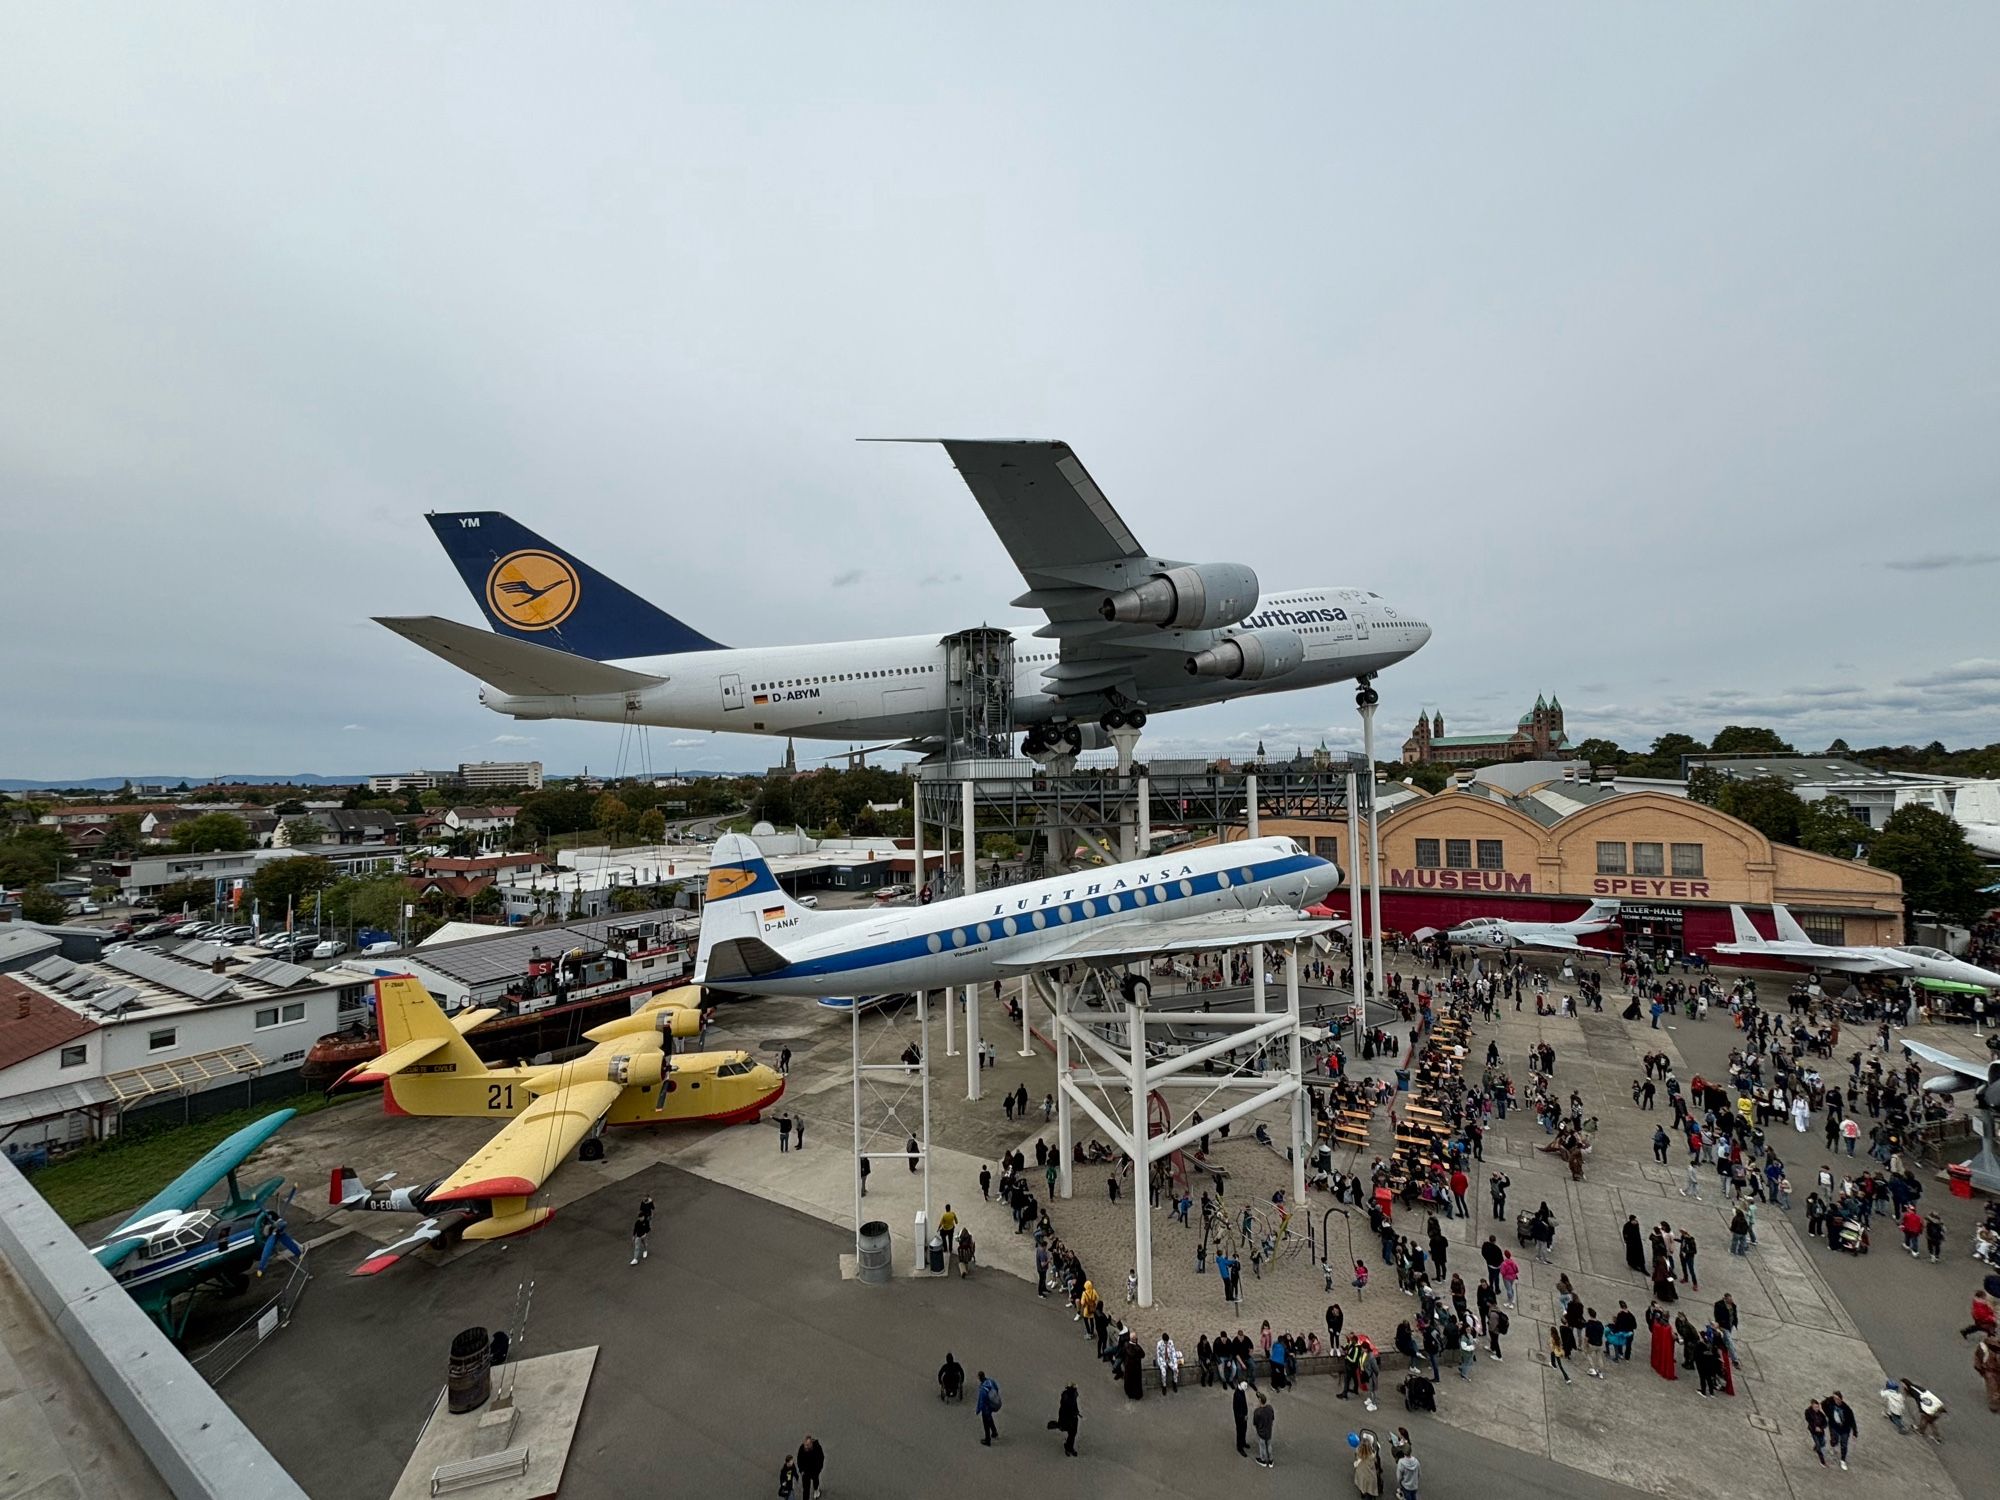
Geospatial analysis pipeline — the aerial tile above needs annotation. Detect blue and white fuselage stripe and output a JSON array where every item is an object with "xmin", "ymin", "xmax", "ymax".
[{"xmin": 708, "ymin": 837, "xmax": 1337, "ymax": 996}]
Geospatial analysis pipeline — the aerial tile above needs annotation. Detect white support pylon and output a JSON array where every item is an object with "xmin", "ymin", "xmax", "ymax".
[
  {"xmin": 1346, "ymin": 766, "xmax": 1365, "ymax": 1018},
  {"xmin": 1248, "ymin": 772, "xmax": 1265, "ymax": 1017},
  {"xmin": 1040, "ymin": 955, "xmax": 1308, "ymax": 1312},
  {"xmin": 963, "ymin": 775, "xmax": 981, "ymax": 1101},
  {"xmin": 1017, "ymin": 975, "xmax": 1033, "ymax": 1058},
  {"xmin": 1360, "ymin": 702, "xmax": 1386, "ymax": 1012},
  {"xmin": 1286, "ymin": 947, "xmax": 1307, "ymax": 1211}
]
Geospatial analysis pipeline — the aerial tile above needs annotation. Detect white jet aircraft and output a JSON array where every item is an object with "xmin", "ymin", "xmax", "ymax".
[
  {"xmin": 1715, "ymin": 904, "xmax": 2000, "ymax": 989},
  {"xmin": 694, "ymin": 833, "xmax": 1340, "ymax": 998},
  {"xmin": 377, "ymin": 439, "xmax": 1430, "ymax": 756},
  {"xmin": 1446, "ymin": 899, "xmax": 1621, "ymax": 956}
]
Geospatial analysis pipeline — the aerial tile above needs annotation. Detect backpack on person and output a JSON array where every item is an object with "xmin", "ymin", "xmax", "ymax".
[{"xmin": 987, "ymin": 1382, "xmax": 1002, "ymax": 1412}]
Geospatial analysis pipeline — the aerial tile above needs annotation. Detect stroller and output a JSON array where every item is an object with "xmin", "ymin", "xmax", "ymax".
[
  {"xmin": 1832, "ymin": 1217, "xmax": 1870, "ymax": 1255},
  {"xmin": 1400, "ymin": 1373, "xmax": 1437, "ymax": 1412}
]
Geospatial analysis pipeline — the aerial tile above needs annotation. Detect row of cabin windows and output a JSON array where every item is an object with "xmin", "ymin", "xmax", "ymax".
[
  {"xmin": 751, "ymin": 666, "xmax": 936, "ymax": 690},
  {"xmin": 1413, "ymin": 839, "xmax": 1506, "ymax": 870},
  {"xmin": 1596, "ymin": 842, "xmax": 1705, "ymax": 877}
]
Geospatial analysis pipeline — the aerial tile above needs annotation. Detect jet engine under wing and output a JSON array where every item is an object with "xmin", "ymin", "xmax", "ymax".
[
  {"xmin": 426, "ymin": 1079, "xmax": 625, "ymax": 1203},
  {"xmin": 992, "ymin": 909, "xmax": 1338, "ymax": 972},
  {"xmin": 376, "ymin": 615, "xmax": 664, "ymax": 698}
]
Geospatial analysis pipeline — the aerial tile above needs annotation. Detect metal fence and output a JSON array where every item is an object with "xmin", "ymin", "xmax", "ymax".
[{"xmin": 188, "ymin": 1251, "xmax": 312, "ymax": 1386}]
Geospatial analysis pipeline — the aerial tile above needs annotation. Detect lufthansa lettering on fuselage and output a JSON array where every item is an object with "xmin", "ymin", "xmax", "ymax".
[
  {"xmin": 991, "ymin": 864, "xmax": 1200, "ymax": 915},
  {"xmin": 1242, "ymin": 606, "xmax": 1346, "ymax": 629}
]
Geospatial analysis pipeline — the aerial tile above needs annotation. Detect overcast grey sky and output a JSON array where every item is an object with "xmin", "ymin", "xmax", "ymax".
[{"xmin": 3, "ymin": 5, "xmax": 1996, "ymax": 781}]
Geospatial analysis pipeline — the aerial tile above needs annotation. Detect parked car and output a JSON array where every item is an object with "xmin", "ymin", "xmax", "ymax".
[
  {"xmin": 272, "ymin": 938, "xmax": 320, "ymax": 962},
  {"xmin": 209, "ymin": 924, "xmax": 255, "ymax": 944},
  {"xmin": 796, "ymin": 894, "xmax": 819, "ymax": 909},
  {"xmin": 873, "ymin": 884, "xmax": 914, "ymax": 903},
  {"xmin": 360, "ymin": 939, "xmax": 398, "ymax": 955},
  {"xmin": 311, "ymin": 939, "xmax": 347, "ymax": 959}
]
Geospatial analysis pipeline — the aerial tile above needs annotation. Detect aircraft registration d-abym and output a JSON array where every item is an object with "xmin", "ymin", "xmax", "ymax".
[
  {"xmin": 86, "ymin": 1108, "xmax": 298, "ymax": 1339},
  {"xmin": 695, "ymin": 832, "xmax": 1341, "ymax": 999},
  {"xmin": 337, "ymin": 977, "xmax": 782, "ymax": 1273},
  {"xmin": 377, "ymin": 439, "xmax": 1431, "ymax": 755}
]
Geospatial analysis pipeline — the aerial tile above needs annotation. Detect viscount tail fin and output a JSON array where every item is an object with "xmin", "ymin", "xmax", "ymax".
[
  {"xmin": 693, "ymin": 834, "xmax": 832, "ymax": 986},
  {"xmin": 425, "ymin": 511, "xmax": 726, "ymax": 660}
]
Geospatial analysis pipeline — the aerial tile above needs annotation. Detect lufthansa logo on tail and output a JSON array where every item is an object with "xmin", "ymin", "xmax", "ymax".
[
  {"xmin": 486, "ymin": 549, "xmax": 580, "ymax": 630},
  {"xmin": 705, "ymin": 867, "xmax": 759, "ymax": 902}
]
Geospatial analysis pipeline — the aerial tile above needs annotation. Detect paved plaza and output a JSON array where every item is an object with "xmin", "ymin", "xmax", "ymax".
[{"xmin": 225, "ymin": 964, "xmax": 1998, "ymax": 1498}]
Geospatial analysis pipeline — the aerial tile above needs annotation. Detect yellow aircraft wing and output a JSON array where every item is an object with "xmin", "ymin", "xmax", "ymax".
[
  {"xmin": 451, "ymin": 1007, "xmax": 503, "ymax": 1034},
  {"xmin": 346, "ymin": 1033, "xmax": 448, "ymax": 1085},
  {"xmin": 426, "ymin": 1079, "xmax": 624, "ymax": 1203}
]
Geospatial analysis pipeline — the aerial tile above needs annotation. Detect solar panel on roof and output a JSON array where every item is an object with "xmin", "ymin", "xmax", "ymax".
[
  {"xmin": 104, "ymin": 947, "xmax": 237, "ymax": 1002},
  {"xmin": 242, "ymin": 958, "xmax": 313, "ymax": 987},
  {"xmin": 26, "ymin": 956, "xmax": 75, "ymax": 983}
]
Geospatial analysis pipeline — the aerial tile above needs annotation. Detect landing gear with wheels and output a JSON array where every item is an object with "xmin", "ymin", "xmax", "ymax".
[{"xmin": 1355, "ymin": 674, "xmax": 1379, "ymax": 710}]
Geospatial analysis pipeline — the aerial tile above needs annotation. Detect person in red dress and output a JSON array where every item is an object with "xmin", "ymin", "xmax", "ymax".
[{"xmin": 1647, "ymin": 1305, "xmax": 1678, "ymax": 1380}]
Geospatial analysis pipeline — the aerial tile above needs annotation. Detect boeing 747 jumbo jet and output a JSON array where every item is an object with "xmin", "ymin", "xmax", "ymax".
[
  {"xmin": 378, "ymin": 440, "xmax": 1430, "ymax": 756},
  {"xmin": 1715, "ymin": 904, "xmax": 2000, "ymax": 989},
  {"xmin": 695, "ymin": 833, "xmax": 1340, "ymax": 997},
  {"xmin": 1447, "ymin": 899, "xmax": 1622, "ymax": 956}
]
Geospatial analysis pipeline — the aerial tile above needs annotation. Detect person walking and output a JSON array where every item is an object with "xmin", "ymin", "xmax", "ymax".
[
  {"xmin": 1157, "ymin": 1332, "xmax": 1181, "ymax": 1393},
  {"xmin": 1547, "ymin": 1324, "xmax": 1572, "ymax": 1384},
  {"xmin": 629, "ymin": 1204, "xmax": 652, "ymax": 1266},
  {"xmin": 975, "ymin": 1371, "xmax": 1001, "ymax": 1445},
  {"xmin": 1251, "ymin": 1391, "xmax": 1275, "ymax": 1467},
  {"xmin": 1047, "ymin": 1383, "xmax": 1080, "ymax": 1456},
  {"xmin": 795, "ymin": 1435, "xmax": 826, "ymax": 1500},
  {"xmin": 1483, "ymin": 1234, "xmax": 1506, "ymax": 1293},
  {"xmin": 1825, "ymin": 1390, "xmax": 1856, "ymax": 1470},
  {"xmin": 791, "ymin": 1112, "xmax": 805, "ymax": 1149},
  {"xmin": 1395, "ymin": 1444, "xmax": 1421, "ymax": 1500},
  {"xmin": 1583, "ymin": 1309, "xmax": 1605, "ymax": 1379},
  {"xmin": 1499, "ymin": 1251, "xmax": 1520, "ymax": 1306},
  {"xmin": 1803, "ymin": 1400, "xmax": 1829, "ymax": 1466},
  {"xmin": 1231, "ymin": 1379, "xmax": 1251, "ymax": 1456},
  {"xmin": 778, "ymin": 1111, "xmax": 793, "ymax": 1152}
]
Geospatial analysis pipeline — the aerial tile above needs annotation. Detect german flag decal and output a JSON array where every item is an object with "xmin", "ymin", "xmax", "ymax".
[{"xmin": 761, "ymin": 906, "xmax": 787, "ymax": 923}]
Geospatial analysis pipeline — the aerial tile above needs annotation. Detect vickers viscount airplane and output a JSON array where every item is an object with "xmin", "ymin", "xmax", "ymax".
[
  {"xmin": 695, "ymin": 833, "xmax": 1341, "ymax": 998},
  {"xmin": 1715, "ymin": 904, "xmax": 2000, "ymax": 989},
  {"xmin": 1446, "ymin": 899, "xmax": 1622, "ymax": 956},
  {"xmin": 377, "ymin": 439, "xmax": 1430, "ymax": 755}
]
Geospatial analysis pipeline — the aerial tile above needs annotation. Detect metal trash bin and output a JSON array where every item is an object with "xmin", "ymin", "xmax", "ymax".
[
  {"xmin": 447, "ymin": 1326, "xmax": 492, "ymax": 1413},
  {"xmin": 857, "ymin": 1220, "xmax": 893, "ymax": 1284},
  {"xmin": 1395, "ymin": 1068, "xmax": 1410, "ymax": 1093},
  {"xmin": 1948, "ymin": 1162, "xmax": 1974, "ymax": 1199},
  {"xmin": 928, "ymin": 1235, "xmax": 946, "ymax": 1273}
]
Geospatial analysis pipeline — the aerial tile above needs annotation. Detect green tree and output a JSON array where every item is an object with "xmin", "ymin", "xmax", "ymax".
[
  {"xmin": 253, "ymin": 856, "xmax": 335, "ymax": 914},
  {"xmin": 1868, "ymin": 805, "xmax": 1988, "ymax": 930},
  {"xmin": 1824, "ymin": 738, "xmax": 1851, "ymax": 756},
  {"xmin": 593, "ymin": 794, "xmax": 631, "ymax": 843},
  {"xmin": 18, "ymin": 884, "xmax": 67, "ymax": 923},
  {"xmin": 273, "ymin": 799, "xmax": 307, "ymax": 815},
  {"xmin": 1795, "ymin": 796, "xmax": 1872, "ymax": 859},
  {"xmin": 279, "ymin": 816, "xmax": 324, "ymax": 848},
  {"xmin": 172, "ymin": 812, "xmax": 251, "ymax": 853},
  {"xmin": 318, "ymin": 872, "xmax": 408, "ymax": 934},
  {"xmin": 636, "ymin": 808, "xmax": 667, "ymax": 845},
  {"xmin": 1709, "ymin": 725, "xmax": 1794, "ymax": 756},
  {"xmin": 609, "ymin": 885, "xmax": 655, "ymax": 913},
  {"xmin": 0, "ymin": 826, "xmax": 72, "ymax": 885},
  {"xmin": 1400, "ymin": 764, "xmax": 1450, "ymax": 793},
  {"xmin": 103, "ymin": 812, "xmax": 147, "ymax": 856},
  {"xmin": 1624, "ymin": 733, "xmax": 1706, "ymax": 779},
  {"xmin": 1572, "ymin": 738, "xmax": 1627, "ymax": 769},
  {"xmin": 155, "ymin": 877, "xmax": 215, "ymax": 915},
  {"xmin": 1698, "ymin": 775, "xmax": 1806, "ymax": 846}
]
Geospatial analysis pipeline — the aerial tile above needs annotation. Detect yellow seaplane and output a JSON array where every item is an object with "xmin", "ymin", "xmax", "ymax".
[{"xmin": 336, "ymin": 976, "xmax": 783, "ymax": 1272}]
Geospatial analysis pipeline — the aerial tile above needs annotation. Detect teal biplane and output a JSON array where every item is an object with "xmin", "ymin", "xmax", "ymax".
[{"xmin": 86, "ymin": 1108, "xmax": 301, "ymax": 1340}]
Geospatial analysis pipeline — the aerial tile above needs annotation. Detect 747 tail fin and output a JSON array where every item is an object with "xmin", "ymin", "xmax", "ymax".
[{"xmin": 425, "ymin": 511, "xmax": 726, "ymax": 661}]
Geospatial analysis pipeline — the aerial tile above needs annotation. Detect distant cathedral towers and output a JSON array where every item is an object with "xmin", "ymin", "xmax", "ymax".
[{"xmin": 1402, "ymin": 694, "xmax": 1570, "ymax": 765}]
